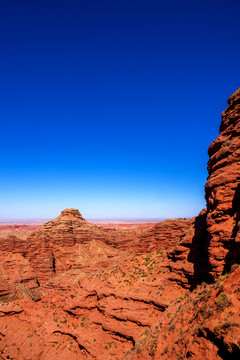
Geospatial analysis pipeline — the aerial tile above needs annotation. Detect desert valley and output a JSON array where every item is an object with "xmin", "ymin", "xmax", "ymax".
[{"xmin": 0, "ymin": 89, "xmax": 240, "ymax": 359}]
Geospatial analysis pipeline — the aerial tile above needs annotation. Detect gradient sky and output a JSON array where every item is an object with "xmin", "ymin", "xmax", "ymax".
[{"xmin": 0, "ymin": 0, "xmax": 240, "ymax": 220}]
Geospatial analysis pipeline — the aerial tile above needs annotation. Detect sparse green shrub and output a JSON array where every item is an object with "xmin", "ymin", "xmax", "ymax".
[
  {"xmin": 215, "ymin": 293, "xmax": 232, "ymax": 310},
  {"xmin": 176, "ymin": 295, "xmax": 184, "ymax": 303},
  {"xmin": 222, "ymin": 139, "xmax": 231, "ymax": 147},
  {"xmin": 218, "ymin": 274, "xmax": 228, "ymax": 281},
  {"xmin": 139, "ymin": 334, "xmax": 147, "ymax": 345},
  {"xmin": 203, "ymin": 307, "xmax": 213, "ymax": 320},
  {"xmin": 230, "ymin": 263, "xmax": 239, "ymax": 272},
  {"xmin": 135, "ymin": 344, "xmax": 141, "ymax": 354},
  {"xmin": 220, "ymin": 321, "xmax": 240, "ymax": 330},
  {"xmin": 104, "ymin": 342, "xmax": 112, "ymax": 350},
  {"xmin": 162, "ymin": 345, "xmax": 169, "ymax": 354},
  {"xmin": 148, "ymin": 340, "xmax": 157, "ymax": 356},
  {"xmin": 169, "ymin": 323, "xmax": 175, "ymax": 332},
  {"xmin": 221, "ymin": 321, "xmax": 231, "ymax": 330},
  {"xmin": 148, "ymin": 310, "xmax": 155, "ymax": 317}
]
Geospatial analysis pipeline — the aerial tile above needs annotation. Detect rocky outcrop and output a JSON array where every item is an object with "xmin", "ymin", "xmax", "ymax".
[
  {"xmin": 0, "ymin": 235, "xmax": 39, "ymax": 300},
  {"xmin": 0, "ymin": 235, "xmax": 26, "ymax": 255},
  {"xmin": 29, "ymin": 208, "xmax": 98, "ymax": 248},
  {"xmin": 0, "ymin": 251, "xmax": 39, "ymax": 301},
  {"xmin": 205, "ymin": 88, "xmax": 240, "ymax": 277},
  {"xmin": 0, "ymin": 249, "xmax": 186, "ymax": 360},
  {"xmin": 0, "ymin": 250, "xmax": 239, "ymax": 360},
  {"xmin": 127, "ymin": 265, "xmax": 240, "ymax": 360},
  {"xmin": 139, "ymin": 218, "xmax": 192, "ymax": 252},
  {"xmin": 25, "ymin": 209, "xmax": 193, "ymax": 283},
  {"xmin": 25, "ymin": 209, "xmax": 133, "ymax": 282}
]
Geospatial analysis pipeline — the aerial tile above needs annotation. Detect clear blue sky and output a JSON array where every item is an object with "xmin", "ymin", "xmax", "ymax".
[{"xmin": 0, "ymin": 0, "xmax": 239, "ymax": 220}]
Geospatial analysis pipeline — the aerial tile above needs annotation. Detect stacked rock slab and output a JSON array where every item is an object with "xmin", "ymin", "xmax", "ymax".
[
  {"xmin": 25, "ymin": 208, "xmax": 104, "ymax": 281},
  {"xmin": 205, "ymin": 88, "xmax": 240, "ymax": 277},
  {"xmin": 25, "ymin": 208, "xmax": 195, "ymax": 283}
]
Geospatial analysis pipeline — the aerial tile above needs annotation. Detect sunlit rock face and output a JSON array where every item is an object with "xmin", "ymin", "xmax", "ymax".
[
  {"xmin": 25, "ymin": 208, "xmax": 193, "ymax": 283},
  {"xmin": 25, "ymin": 208, "xmax": 116, "ymax": 282},
  {"xmin": 205, "ymin": 88, "xmax": 240, "ymax": 277}
]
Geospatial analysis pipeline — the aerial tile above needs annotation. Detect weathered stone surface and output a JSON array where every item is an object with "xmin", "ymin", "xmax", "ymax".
[
  {"xmin": 24, "ymin": 209, "xmax": 133, "ymax": 282},
  {"xmin": 24, "ymin": 209, "xmax": 192, "ymax": 283},
  {"xmin": 128, "ymin": 265, "xmax": 240, "ymax": 360},
  {"xmin": 205, "ymin": 88, "xmax": 240, "ymax": 277}
]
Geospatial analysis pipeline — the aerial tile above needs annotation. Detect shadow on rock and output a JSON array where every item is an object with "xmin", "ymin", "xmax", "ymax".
[
  {"xmin": 188, "ymin": 210, "xmax": 213, "ymax": 288},
  {"xmin": 224, "ymin": 183, "xmax": 240, "ymax": 273}
]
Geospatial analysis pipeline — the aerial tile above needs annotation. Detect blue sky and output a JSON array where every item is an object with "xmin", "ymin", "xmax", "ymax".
[{"xmin": 0, "ymin": 0, "xmax": 240, "ymax": 219}]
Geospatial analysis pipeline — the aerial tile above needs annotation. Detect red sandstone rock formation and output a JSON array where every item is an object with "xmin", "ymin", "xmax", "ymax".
[
  {"xmin": 24, "ymin": 208, "xmax": 133, "ymax": 282},
  {"xmin": 24, "ymin": 208, "xmax": 192, "ymax": 283},
  {"xmin": 0, "ymin": 235, "xmax": 39, "ymax": 300},
  {"xmin": 0, "ymin": 249, "xmax": 186, "ymax": 360},
  {"xmin": 205, "ymin": 88, "xmax": 240, "ymax": 277},
  {"xmin": 127, "ymin": 265, "xmax": 240, "ymax": 360}
]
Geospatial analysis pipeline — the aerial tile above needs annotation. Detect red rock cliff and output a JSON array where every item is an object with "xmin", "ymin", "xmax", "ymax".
[{"xmin": 205, "ymin": 88, "xmax": 240, "ymax": 277}]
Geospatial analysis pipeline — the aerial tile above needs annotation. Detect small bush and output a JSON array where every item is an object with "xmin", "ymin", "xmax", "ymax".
[
  {"xmin": 176, "ymin": 295, "xmax": 184, "ymax": 303},
  {"xmin": 221, "ymin": 321, "xmax": 231, "ymax": 330},
  {"xmin": 230, "ymin": 263, "xmax": 239, "ymax": 272},
  {"xmin": 203, "ymin": 308, "xmax": 213, "ymax": 320},
  {"xmin": 222, "ymin": 139, "xmax": 231, "ymax": 147},
  {"xmin": 218, "ymin": 274, "xmax": 228, "ymax": 281},
  {"xmin": 148, "ymin": 340, "xmax": 157, "ymax": 356},
  {"xmin": 162, "ymin": 345, "xmax": 169, "ymax": 354},
  {"xmin": 220, "ymin": 321, "xmax": 240, "ymax": 330},
  {"xmin": 169, "ymin": 323, "xmax": 175, "ymax": 332},
  {"xmin": 215, "ymin": 293, "xmax": 232, "ymax": 310},
  {"xmin": 135, "ymin": 344, "xmax": 141, "ymax": 354}
]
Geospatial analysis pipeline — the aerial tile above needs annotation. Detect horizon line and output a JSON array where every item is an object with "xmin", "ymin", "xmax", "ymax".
[{"xmin": 0, "ymin": 217, "xmax": 175, "ymax": 225}]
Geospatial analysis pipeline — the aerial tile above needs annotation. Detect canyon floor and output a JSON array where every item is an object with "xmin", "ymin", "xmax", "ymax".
[{"xmin": 0, "ymin": 89, "xmax": 240, "ymax": 359}]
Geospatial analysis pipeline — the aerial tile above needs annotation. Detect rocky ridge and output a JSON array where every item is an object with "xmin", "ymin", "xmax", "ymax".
[
  {"xmin": 205, "ymin": 88, "xmax": 240, "ymax": 277},
  {"xmin": 23, "ymin": 208, "xmax": 192, "ymax": 283}
]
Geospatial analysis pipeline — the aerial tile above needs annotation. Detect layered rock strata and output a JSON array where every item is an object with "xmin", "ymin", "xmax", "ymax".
[
  {"xmin": 205, "ymin": 88, "xmax": 240, "ymax": 277},
  {"xmin": 25, "ymin": 209, "xmax": 193, "ymax": 283}
]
